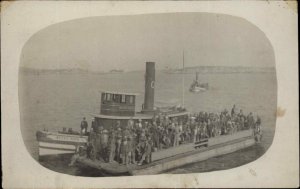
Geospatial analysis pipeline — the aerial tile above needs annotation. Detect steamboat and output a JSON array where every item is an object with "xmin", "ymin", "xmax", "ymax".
[
  {"xmin": 70, "ymin": 62, "xmax": 262, "ymax": 175},
  {"xmin": 189, "ymin": 72, "xmax": 209, "ymax": 93},
  {"xmin": 35, "ymin": 62, "xmax": 188, "ymax": 160}
]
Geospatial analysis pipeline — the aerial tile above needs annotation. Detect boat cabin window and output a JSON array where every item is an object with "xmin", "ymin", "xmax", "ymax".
[
  {"xmin": 105, "ymin": 93, "xmax": 112, "ymax": 101},
  {"xmin": 102, "ymin": 92, "xmax": 135, "ymax": 105},
  {"xmin": 102, "ymin": 93, "xmax": 112, "ymax": 103},
  {"xmin": 113, "ymin": 94, "xmax": 120, "ymax": 102},
  {"xmin": 125, "ymin": 95, "xmax": 134, "ymax": 104},
  {"xmin": 120, "ymin": 95, "xmax": 126, "ymax": 103}
]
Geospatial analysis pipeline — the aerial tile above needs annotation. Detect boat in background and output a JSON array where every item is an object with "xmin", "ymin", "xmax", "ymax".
[
  {"xmin": 189, "ymin": 72, "xmax": 209, "ymax": 93},
  {"xmin": 109, "ymin": 69, "xmax": 124, "ymax": 73}
]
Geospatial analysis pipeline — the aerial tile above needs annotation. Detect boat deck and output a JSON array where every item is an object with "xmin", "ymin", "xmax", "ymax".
[
  {"xmin": 91, "ymin": 110, "xmax": 189, "ymax": 120},
  {"xmin": 75, "ymin": 130, "xmax": 255, "ymax": 175}
]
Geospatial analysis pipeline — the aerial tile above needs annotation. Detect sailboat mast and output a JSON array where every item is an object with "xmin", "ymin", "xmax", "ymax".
[{"xmin": 182, "ymin": 50, "xmax": 185, "ymax": 108}]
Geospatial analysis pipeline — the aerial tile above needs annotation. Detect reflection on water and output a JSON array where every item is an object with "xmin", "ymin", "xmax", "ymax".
[{"xmin": 19, "ymin": 71, "xmax": 276, "ymax": 176}]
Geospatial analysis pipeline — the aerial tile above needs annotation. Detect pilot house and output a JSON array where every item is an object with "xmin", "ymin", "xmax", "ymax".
[
  {"xmin": 93, "ymin": 90, "xmax": 153, "ymax": 129},
  {"xmin": 100, "ymin": 91, "xmax": 137, "ymax": 116},
  {"xmin": 92, "ymin": 62, "xmax": 189, "ymax": 130}
]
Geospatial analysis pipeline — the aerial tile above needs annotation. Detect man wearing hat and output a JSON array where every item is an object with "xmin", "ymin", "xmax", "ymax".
[
  {"xmin": 101, "ymin": 129, "xmax": 109, "ymax": 161},
  {"xmin": 95, "ymin": 130, "xmax": 102, "ymax": 160},
  {"xmin": 129, "ymin": 132, "xmax": 137, "ymax": 164},
  {"xmin": 116, "ymin": 120, "xmax": 121, "ymax": 129},
  {"xmin": 136, "ymin": 132, "xmax": 146, "ymax": 163},
  {"xmin": 247, "ymin": 112, "xmax": 255, "ymax": 129},
  {"xmin": 89, "ymin": 129, "xmax": 97, "ymax": 160},
  {"xmin": 138, "ymin": 136, "xmax": 152, "ymax": 165},
  {"xmin": 108, "ymin": 128, "xmax": 116, "ymax": 162},
  {"xmin": 174, "ymin": 122, "xmax": 181, "ymax": 146},
  {"xmin": 231, "ymin": 104, "xmax": 236, "ymax": 117},
  {"xmin": 126, "ymin": 134, "xmax": 133, "ymax": 164},
  {"xmin": 127, "ymin": 118, "xmax": 134, "ymax": 130},
  {"xmin": 120, "ymin": 134, "xmax": 128, "ymax": 165},
  {"xmin": 120, "ymin": 127, "xmax": 131, "ymax": 164},
  {"xmin": 138, "ymin": 119, "xmax": 142, "ymax": 128},
  {"xmin": 150, "ymin": 122, "xmax": 159, "ymax": 150},
  {"xmin": 91, "ymin": 118, "xmax": 97, "ymax": 133},
  {"xmin": 80, "ymin": 117, "xmax": 88, "ymax": 135},
  {"xmin": 115, "ymin": 127, "xmax": 122, "ymax": 163}
]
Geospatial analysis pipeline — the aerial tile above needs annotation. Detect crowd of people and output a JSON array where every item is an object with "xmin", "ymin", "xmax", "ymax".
[{"xmin": 80, "ymin": 105, "xmax": 262, "ymax": 166}]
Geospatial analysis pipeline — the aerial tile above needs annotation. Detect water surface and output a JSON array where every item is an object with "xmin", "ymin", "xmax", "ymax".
[{"xmin": 19, "ymin": 71, "xmax": 276, "ymax": 176}]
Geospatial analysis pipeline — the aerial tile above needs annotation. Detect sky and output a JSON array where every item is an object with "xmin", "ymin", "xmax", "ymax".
[{"xmin": 20, "ymin": 13, "xmax": 275, "ymax": 72}]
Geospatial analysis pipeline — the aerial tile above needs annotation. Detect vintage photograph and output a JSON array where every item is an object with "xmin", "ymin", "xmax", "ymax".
[{"xmin": 18, "ymin": 13, "xmax": 277, "ymax": 177}]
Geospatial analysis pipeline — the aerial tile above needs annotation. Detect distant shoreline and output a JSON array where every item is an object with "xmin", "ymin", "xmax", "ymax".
[{"xmin": 19, "ymin": 66, "xmax": 275, "ymax": 75}]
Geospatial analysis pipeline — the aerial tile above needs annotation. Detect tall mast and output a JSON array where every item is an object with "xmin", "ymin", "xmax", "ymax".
[{"xmin": 182, "ymin": 50, "xmax": 185, "ymax": 108}]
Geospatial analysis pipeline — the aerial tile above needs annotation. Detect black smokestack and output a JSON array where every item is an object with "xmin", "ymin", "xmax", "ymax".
[{"xmin": 143, "ymin": 62, "xmax": 155, "ymax": 113}]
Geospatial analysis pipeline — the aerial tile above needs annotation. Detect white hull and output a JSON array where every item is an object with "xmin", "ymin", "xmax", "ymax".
[
  {"xmin": 36, "ymin": 130, "xmax": 88, "ymax": 157},
  {"xmin": 190, "ymin": 86, "xmax": 207, "ymax": 93},
  {"xmin": 38, "ymin": 141, "xmax": 77, "ymax": 156}
]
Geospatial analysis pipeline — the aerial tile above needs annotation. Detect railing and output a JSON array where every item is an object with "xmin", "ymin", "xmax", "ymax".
[{"xmin": 194, "ymin": 138, "xmax": 209, "ymax": 149}]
